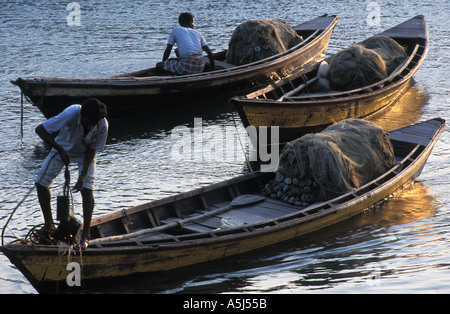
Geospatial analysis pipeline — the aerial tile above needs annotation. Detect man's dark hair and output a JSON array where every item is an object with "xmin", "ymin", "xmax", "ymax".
[
  {"xmin": 179, "ymin": 12, "xmax": 194, "ymax": 27},
  {"xmin": 81, "ymin": 98, "xmax": 107, "ymax": 122}
]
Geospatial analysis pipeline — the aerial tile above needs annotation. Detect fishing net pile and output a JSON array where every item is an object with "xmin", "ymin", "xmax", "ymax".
[
  {"xmin": 325, "ymin": 35, "xmax": 407, "ymax": 91},
  {"xmin": 262, "ymin": 119, "xmax": 396, "ymax": 206},
  {"xmin": 225, "ymin": 19, "xmax": 303, "ymax": 66},
  {"xmin": 361, "ymin": 35, "xmax": 408, "ymax": 74},
  {"xmin": 326, "ymin": 44, "xmax": 387, "ymax": 91}
]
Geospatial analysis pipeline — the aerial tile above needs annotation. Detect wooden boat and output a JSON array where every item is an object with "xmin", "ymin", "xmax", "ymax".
[
  {"xmin": 231, "ymin": 15, "xmax": 429, "ymax": 143},
  {"xmin": 11, "ymin": 15, "xmax": 338, "ymax": 120},
  {"xmin": 0, "ymin": 117, "xmax": 445, "ymax": 293}
]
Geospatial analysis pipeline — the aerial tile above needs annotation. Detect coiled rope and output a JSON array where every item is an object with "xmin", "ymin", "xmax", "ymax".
[{"xmin": 1, "ymin": 154, "xmax": 73, "ymax": 246}]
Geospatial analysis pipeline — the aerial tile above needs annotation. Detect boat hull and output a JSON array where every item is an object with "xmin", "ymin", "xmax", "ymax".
[
  {"xmin": 239, "ymin": 78, "xmax": 412, "ymax": 143},
  {"xmin": 1, "ymin": 118, "xmax": 445, "ymax": 293},
  {"xmin": 231, "ymin": 15, "xmax": 429, "ymax": 143},
  {"xmin": 13, "ymin": 15, "xmax": 338, "ymax": 119}
]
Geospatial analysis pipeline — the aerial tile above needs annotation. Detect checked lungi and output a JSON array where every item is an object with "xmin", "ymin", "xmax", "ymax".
[{"xmin": 162, "ymin": 53, "xmax": 206, "ymax": 75}]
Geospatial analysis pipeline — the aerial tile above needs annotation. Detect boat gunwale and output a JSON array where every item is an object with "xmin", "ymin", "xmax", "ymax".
[
  {"xmin": 231, "ymin": 15, "xmax": 429, "ymax": 107},
  {"xmin": 2, "ymin": 118, "xmax": 445, "ymax": 255},
  {"xmin": 91, "ymin": 120, "xmax": 444, "ymax": 253},
  {"xmin": 11, "ymin": 15, "xmax": 339, "ymax": 88}
]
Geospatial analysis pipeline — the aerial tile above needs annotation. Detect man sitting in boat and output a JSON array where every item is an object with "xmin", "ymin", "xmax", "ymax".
[
  {"xmin": 156, "ymin": 12, "xmax": 215, "ymax": 75},
  {"xmin": 34, "ymin": 98, "xmax": 108, "ymax": 249}
]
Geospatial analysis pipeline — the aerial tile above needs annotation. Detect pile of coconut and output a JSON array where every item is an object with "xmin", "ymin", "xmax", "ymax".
[{"xmin": 262, "ymin": 119, "xmax": 396, "ymax": 206}]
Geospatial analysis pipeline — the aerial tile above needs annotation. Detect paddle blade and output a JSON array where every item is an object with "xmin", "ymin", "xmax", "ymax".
[{"xmin": 230, "ymin": 194, "xmax": 265, "ymax": 207}]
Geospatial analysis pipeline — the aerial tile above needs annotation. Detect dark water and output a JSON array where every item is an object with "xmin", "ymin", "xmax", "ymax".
[{"xmin": 1, "ymin": 0, "xmax": 449, "ymax": 294}]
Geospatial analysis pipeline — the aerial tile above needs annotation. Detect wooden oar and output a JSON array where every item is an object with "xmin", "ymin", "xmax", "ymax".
[
  {"xmin": 89, "ymin": 194, "xmax": 265, "ymax": 245},
  {"xmin": 277, "ymin": 60, "xmax": 329, "ymax": 101},
  {"xmin": 277, "ymin": 76, "xmax": 318, "ymax": 101}
]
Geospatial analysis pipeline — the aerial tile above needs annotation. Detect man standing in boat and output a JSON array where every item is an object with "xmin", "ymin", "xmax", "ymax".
[
  {"xmin": 156, "ymin": 12, "xmax": 215, "ymax": 75},
  {"xmin": 34, "ymin": 98, "xmax": 108, "ymax": 249}
]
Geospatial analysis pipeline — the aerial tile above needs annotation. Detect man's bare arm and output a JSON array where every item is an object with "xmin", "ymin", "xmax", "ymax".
[
  {"xmin": 203, "ymin": 45, "xmax": 215, "ymax": 70},
  {"xmin": 35, "ymin": 124, "xmax": 70, "ymax": 165},
  {"xmin": 162, "ymin": 44, "xmax": 173, "ymax": 61}
]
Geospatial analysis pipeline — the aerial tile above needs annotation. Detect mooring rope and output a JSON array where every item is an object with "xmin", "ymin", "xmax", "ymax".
[
  {"xmin": 231, "ymin": 110, "xmax": 253, "ymax": 172},
  {"xmin": 20, "ymin": 91, "xmax": 24, "ymax": 141},
  {"xmin": 1, "ymin": 185, "xmax": 35, "ymax": 246},
  {"xmin": 1, "ymin": 153, "xmax": 60, "ymax": 246}
]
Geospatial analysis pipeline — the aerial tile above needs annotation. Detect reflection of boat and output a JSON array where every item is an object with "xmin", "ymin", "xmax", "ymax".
[
  {"xmin": 231, "ymin": 15, "xmax": 429, "ymax": 143},
  {"xmin": 0, "ymin": 118, "xmax": 445, "ymax": 293},
  {"xmin": 367, "ymin": 81, "xmax": 430, "ymax": 132},
  {"xmin": 11, "ymin": 15, "xmax": 338, "ymax": 119},
  {"xmin": 358, "ymin": 182, "xmax": 437, "ymax": 228}
]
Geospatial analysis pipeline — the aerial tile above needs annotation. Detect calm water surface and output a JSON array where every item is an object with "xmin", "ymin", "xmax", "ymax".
[{"xmin": 0, "ymin": 0, "xmax": 449, "ymax": 294}]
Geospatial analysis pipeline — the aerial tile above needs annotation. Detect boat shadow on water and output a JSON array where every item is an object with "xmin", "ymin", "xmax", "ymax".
[{"xmin": 106, "ymin": 97, "xmax": 233, "ymax": 143}]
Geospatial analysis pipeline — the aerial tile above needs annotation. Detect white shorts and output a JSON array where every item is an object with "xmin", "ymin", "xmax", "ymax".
[{"xmin": 35, "ymin": 152, "xmax": 96, "ymax": 190}]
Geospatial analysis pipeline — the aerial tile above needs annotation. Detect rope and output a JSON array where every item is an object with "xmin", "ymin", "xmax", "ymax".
[
  {"xmin": 0, "ymin": 154, "xmax": 72, "ymax": 246},
  {"xmin": 20, "ymin": 91, "xmax": 24, "ymax": 141},
  {"xmin": 64, "ymin": 167, "xmax": 75, "ymax": 217},
  {"xmin": 231, "ymin": 111, "xmax": 253, "ymax": 172},
  {"xmin": 1, "ymin": 185, "xmax": 35, "ymax": 246}
]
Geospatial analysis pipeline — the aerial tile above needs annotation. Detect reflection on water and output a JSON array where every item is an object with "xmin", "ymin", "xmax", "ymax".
[
  {"xmin": 367, "ymin": 80, "xmax": 430, "ymax": 132},
  {"xmin": 358, "ymin": 182, "xmax": 437, "ymax": 228}
]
